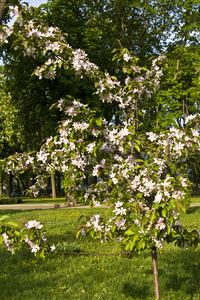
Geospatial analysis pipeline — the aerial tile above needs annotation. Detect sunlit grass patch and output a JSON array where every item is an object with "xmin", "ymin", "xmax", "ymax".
[{"xmin": 1, "ymin": 207, "xmax": 200, "ymax": 299}]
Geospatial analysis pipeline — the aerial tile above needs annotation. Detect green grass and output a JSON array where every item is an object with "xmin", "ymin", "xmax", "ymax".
[
  {"xmin": 190, "ymin": 197, "xmax": 200, "ymax": 203},
  {"xmin": 5, "ymin": 197, "xmax": 89, "ymax": 205},
  {"xmin": 21, "ymin": 197, "xmax": 67, "ymax": 205},
  {"xmin": 1, "ymin": 207, "xmax": 200, "ymax": 299}
]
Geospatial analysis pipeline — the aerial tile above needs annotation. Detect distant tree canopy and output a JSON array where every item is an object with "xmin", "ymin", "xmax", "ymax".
[
  {"xmin": 0, "ymin": 0, "xmax": 200, "ymax": 197},
  {"xmin": 0, "ymin": 0, "xmax": 200, "ymax": 152}
]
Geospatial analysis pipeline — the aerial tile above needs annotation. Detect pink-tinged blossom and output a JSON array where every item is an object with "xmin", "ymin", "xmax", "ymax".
[
  {"xmin": 86, "ymin": 142, "xmax": 96, "ymax": 153},
  {"xmin": 154, "ymin": 192, "xmax": 163, "ymax": 204},
  {"xmin": 92, "ymin": 165, "xmax": 101, "ymax": 176},
  {"xmin": 35, "ymin": 67, "xmax": 45, "ymax": 79},
  {"xmin": 134, "ymin": 219, "xmax": 140, "ymax": 226},
  {"xmin": 25, "ymin": 220, "xmax": 43, "ymax": 230},
  {"xmin": 172, "ymin": 190, "xmax": 185, "ymax": 199},
  {"xmin": 152, "ymin": 237, "xmax": 164, "ymax": 249},
  {"xmin": 93, "ymin": 200, "xmax": 101, "ymax": 207},
  {"xmin": 89, "ymin": 215, "xmax": 104, "ymax": 232},
  {"xmin": 146, "ymin": 132, "xmax": 157, "ymax": 142},
  {"xmin": 73, "ymin": 122, "xmax": 88, "ymax": 131},
  {"xmin": 115, "ymin": 201, "xmax": 124, "ymax": 208},
  {"xmin": 50, "ymin": 244, "xmax": 56, "ymax": 251},
  {"xmin": 71, "ymin": 156, "xmax": 86, "ymax": 170},
  {"xmin": 180, "ymin": 177, "xmax": 188, "ymax": 187},
  {"xmin": 115, "ymin": 218, "xmax": 126, "ymax": 230},
  {"xmin": 71, "ymin": 49, "xmax": 99, "ymax": 76},
  {"xmin": 123, "ymin": 53, "xmax": 132, "ymax": 62},
  {"xmin": 162, "ymin": 177, "xmax": 173, "ymax": 188},
  {"xmin": 57, "ymin": 98, "xmax": 64, "ymax": 111},
  {"xmin": 113, "ymin": 207, "xmax": 127, "ymax": 216},
  {"xmin": 44, "ymin": 69, "xmax": 56, "ymax": 80},
  {"xmin": 185, "ymin": 114, "xmax": 197, "ymax": 124},
  {"xmin": 92, "ymin": 129, "xmax": 100, "ymax": 137},
  {"xmin": 191, "ymin": 129, "xmax": 199, "ymax": 137},
  {"xmin": 155, "ymin": 218, "xmax": 166, "ymax": 230},
  {"xmin": 2, "ymin": 233, "xmax": 12, "ymax": 247},
  {"xmin": 125, "ymin": 76, "xmax": 131, "ymax": 85},
  {"xmin": 31, "ymin": 244, "xmax": 40, "ymax": 253},
  {"xmin": 12, "ymin": 6, "xmax": 21, "ymax": 17}
]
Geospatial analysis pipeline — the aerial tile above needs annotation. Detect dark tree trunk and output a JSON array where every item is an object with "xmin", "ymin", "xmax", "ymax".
[
  {"xmin": 8, "ymin": 171, "xmax": 13, "ymax": 197},
  {"xmin": 56, "ymin": 171, "xmax": 61, "ymax": 197},
  {"xmin": 0, "ymin": 0, "xmax": 8, "ymax": 24},
  {"xmin": 0, "ymin": 172, "xmax": 3, "ymax": 198},
  {"xmin": 16, "ymin": 177, "xmax": 21, "ymax": 197}
]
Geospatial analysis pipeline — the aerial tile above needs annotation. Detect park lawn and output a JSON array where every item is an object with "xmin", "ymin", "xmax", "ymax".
[
  {"xmin": 21, "ymin": 197, "xmax": 67, "ymax": 205},
  {"xmin": 0, "ymin": 207, "xmax": 200, "ymax": 299},
  {"xmin": 12, "ymin": 197, "xmax": 89, "ymax": 205},
  {"xmin": 190, "ymin": 197, "xmax": 200, "ymax": 203}
]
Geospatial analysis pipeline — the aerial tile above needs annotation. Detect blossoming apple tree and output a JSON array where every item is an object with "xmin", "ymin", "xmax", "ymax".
[{"xmin": 1, "ymin": 4, "xmax": 200, "ymax": 299}]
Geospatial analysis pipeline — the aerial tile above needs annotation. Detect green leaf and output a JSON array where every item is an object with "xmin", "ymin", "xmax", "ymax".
[
  {"xmin": 153, "ymin": 203, "xmax": 160, "ymax": 210},
  {"xmin": 128, "ymin": 240, "xmax": 136, "ymax": 251},
  {"xmin": 22, "ymin": 41, "xmax": 28, "ymax": 48},
  {"xmin": 89, "ymin": 229, "xmax": 95, "ymax": 238},
  {"xmin": 107, "ymin": 180, "xmax": 112, "ymax": 187},
  {"xmin": 6, "ymin": 221, "xmax": 18, "ymax": 228},
  {"xmin": 134, "ymin": 145, "xmax": 140, "ymax": 152},
  {"xmin": 137, "ymin": 240, "xmax": 146, "ymax": 250},
  {"xmin": 127, "ymin": 234, "xmax": 140, "ymax": 251},
  {"xmin": 111, "ymin": 225, "xmax": 116, "ymax": 232},
  {"xmin": 134, "ymin": 139, "xmax": 140, "ymax": 145},
  {"xmin": 161, "ymin": 209, "xmax": 167, "ymax": 218},
  {"xmin": 96, "ymin": 119, "xmax": 102, "ymax": 126},
  {"xmin": 76, "ymin": 227, "xmax": 84, "ymax": 239},
  {"xmin": 58, "ymin": 61, "xmax": 63, "ymax": 69},
  {"xmin": 127, "ymin": 135, "xmax": 132, "ymax": 141},
  {"xmin": 166, "ymin": 224, "xmax": 171, "ymax": 235},
  {"xmin": 150, "ymin": 212, "xmax": 156, "ymax": 223},
  {"xmin": 106, "ymin": 231, "xmax": 113, "ymax": 240},
  {"xmin": 0, "ymin": 215, "xmax": 9, "ymax": 222},
  {"xmin": 124, "ymin": 229, "xmax": 135, "ymax": 236},
  {"xmin": 14, "ymin": 230, "xmax": 21, "ymax": 237}
]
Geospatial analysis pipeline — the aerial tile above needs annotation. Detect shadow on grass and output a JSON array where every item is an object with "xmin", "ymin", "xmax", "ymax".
[
  {"xmin": 186, "ymin": 206, "xmax": 200, "ymax": 214},
  {"xmin": 158, "ymin": 246, "xmax": 200, "ymax": 297},
  {"xmin": 122, "ymin": 282, "xmax": 150, "ymax": 299},
  {"xmin": 0, "ymin": 209, "xmax": 29, "ymax": 216}
]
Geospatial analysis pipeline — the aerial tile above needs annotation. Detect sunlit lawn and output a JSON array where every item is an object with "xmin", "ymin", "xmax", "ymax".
[
  {"xmin": 190, "ymin": 197, "xmax": 200, "ymax": 203},
  {"xmin": 21, "ymin": 197, "xmax": 67, "ymax": 205},
  {"xmin": 1, "ymin": 207, "xmax": 200, "ymax": 299}
]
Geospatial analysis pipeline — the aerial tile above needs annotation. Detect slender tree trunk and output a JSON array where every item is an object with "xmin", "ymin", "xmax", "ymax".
[
  {"xmin": 152, "ymin": 246, "xmax": 160, "ymax": 299},
  {"xmin": 0, "ymin": 172, "xmax": 3, "ymax": 198},
  {"xmin": 174, "ymin": 55, "xmax": 180, "ymax": 81},
  {"xmin": 56, "ymin": 171, "xmax": 61, "ymax": 197},
  {"xmin": 16, "ymin": 177, "xmax": 21, "ymax": 197},
  {"xmin": 51, "ymin": 173, "xmax": 56, "ymax": 199},
  {"xmin": 8, "ymin": 171, "xmax": 13, "ymax": 198},
  {"xmin": 183, "ymin": 97, "xmax": 185, "ymax": 127},
  {"xmin": 0, "ymin": 0, "xmax": 8, "ymax": 24}
]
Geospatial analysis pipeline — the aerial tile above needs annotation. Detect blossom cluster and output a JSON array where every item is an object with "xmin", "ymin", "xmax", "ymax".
[{"xmin": 1, "ymin": 218, "xmax": 56, "ymax": 257}]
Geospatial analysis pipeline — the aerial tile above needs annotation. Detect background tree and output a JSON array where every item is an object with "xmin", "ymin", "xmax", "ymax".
[{"xmin": 1, "ymin": 0, "xmax": 200, "ymax": 194}]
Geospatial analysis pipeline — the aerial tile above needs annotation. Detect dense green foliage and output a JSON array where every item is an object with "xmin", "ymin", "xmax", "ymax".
[{"xmin": 0, "ymin": 197, "xmax": 22, "ymax": 204}]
